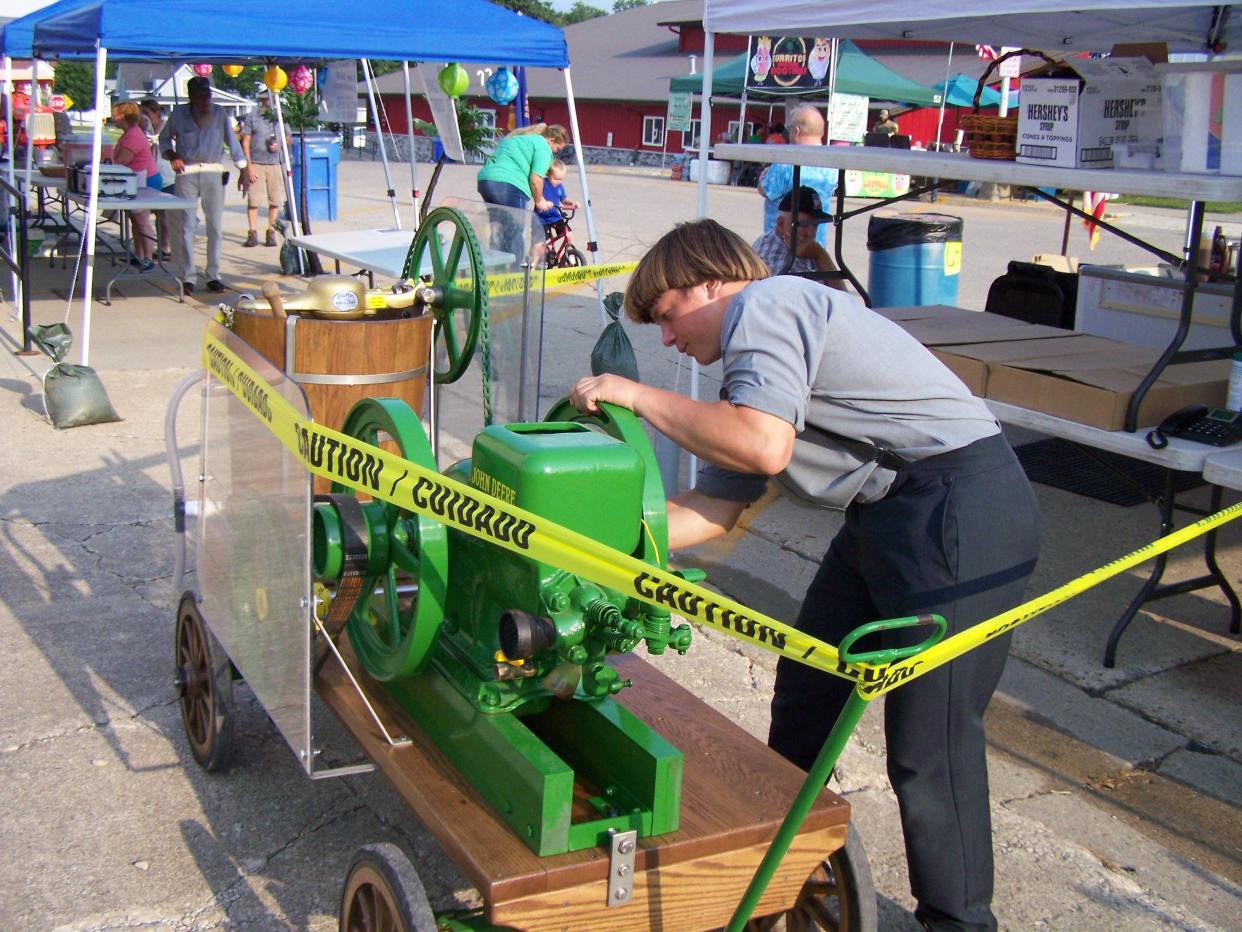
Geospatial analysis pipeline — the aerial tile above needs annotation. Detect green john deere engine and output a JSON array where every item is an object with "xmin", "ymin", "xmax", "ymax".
[{"xmin": 312, "ymin": 398, "xmax": 695, "ymax": 855}]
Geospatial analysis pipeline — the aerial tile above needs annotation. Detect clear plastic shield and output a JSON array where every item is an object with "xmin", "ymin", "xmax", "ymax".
[{"xmin": 197, "ymin": 321, "xmax": 313, "ymax": 770}]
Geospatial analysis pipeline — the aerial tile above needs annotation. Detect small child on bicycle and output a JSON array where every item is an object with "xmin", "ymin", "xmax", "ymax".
[{"xmin": 535, "ymin": 159, "xmax": 580, "ymax": 239}]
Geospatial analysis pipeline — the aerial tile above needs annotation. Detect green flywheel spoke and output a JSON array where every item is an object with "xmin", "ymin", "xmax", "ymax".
[{"xmin": 409, "ymin": 207, "xmax": 486, "ymax": 383}]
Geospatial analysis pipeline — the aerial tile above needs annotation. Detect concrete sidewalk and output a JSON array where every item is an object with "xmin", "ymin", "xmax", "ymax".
[{"xmin": 1, "ymin": 158, "xmax": 1238, "ymax": 930}]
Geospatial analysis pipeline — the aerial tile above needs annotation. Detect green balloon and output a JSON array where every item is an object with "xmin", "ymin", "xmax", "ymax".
[{"xmin": 437, "ymin": 63, "xmax": 469, "ymax": 98}]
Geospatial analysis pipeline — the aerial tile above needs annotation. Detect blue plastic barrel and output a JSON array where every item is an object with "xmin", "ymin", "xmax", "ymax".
[
  {"xmin": 288, "ymin": 131, "xmax": 341, "ymax": 222},
  {"xmin": 866, "ymin": 213, "xmax": 963, "ymax": 307}
]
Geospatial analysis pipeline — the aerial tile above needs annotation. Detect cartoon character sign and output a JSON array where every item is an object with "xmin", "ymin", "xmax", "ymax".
[
  {"xmin": 750, "ymin": 37, "xmax": 773, "ymax": 84},
  {"xmin": 808, "ymin": 38, "xmax": 832, "ymax": 85}
]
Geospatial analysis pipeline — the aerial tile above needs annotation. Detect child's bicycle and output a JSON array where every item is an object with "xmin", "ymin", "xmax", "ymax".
[{"xmin": 542, "ymin": 207, "xmax": 587, "ymax": 268}]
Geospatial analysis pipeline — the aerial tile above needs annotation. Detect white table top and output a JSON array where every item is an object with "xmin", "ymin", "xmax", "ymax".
[
  {"xmin": 985, "ymin": 399, "xmax": 1215, "ymax": 472},
  {"xmin": 3, "ymin": 167, "xmax": 67, "ymax": 190},
  {"xmin": 714, "ymin": 143, "xmax": 1242, "ymax": 202},
  {"xmin": 1202, "ymin": 447, "xmax": 1242, "ymax": 491},
  {"xmin": 66, "ymin": 188, "xmax": 196, "ymax": 211},
  {"xmin": 290, "ymin": 227, "xmax": 513, "ymax": 280}
]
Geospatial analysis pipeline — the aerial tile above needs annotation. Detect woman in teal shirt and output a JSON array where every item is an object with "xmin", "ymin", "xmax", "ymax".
[{"xmin": 477, "ymin": 124, "xmax": 569, "ymax": 258}]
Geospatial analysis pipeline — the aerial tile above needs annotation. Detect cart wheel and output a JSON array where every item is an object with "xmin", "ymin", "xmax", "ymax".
[
  {"xmin": 745, "ymin": 823, "xmax": 877, "ymax": 932},
  {"xmin": 405, "ymin": 206, "xmax": 487, "ymax": 384},
  {"xmin": 339, "ymin": 843, "xmax": 436, "ymax": 932},
  {"xmin": 564, "ymin": 246, "xmax": 587, "ymax": 268},
  {"xmin": 174, "ymin": 592, "xmax": 234, "ymax": 772}
]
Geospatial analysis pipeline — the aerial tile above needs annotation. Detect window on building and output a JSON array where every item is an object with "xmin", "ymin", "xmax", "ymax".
[
  {"xmin": 685, "ymin": 119, "xmax": 701, "ymax": 149},
  {"xmin": 726, "ymin": 120, "xmax": 756, "ymax": 142},
  {"xmin": 642, "ymin": 116, "xmax": 664, "ymax": 146},
  {"xmin": 475, "ymin": 109, "xmax": 496, "ymax": 129}
]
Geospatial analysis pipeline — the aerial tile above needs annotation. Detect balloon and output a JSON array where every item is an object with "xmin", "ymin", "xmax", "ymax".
[
  {"xmin": 193, "ymin": 63, "xmax": 213, "ymax": 78},
  {"xmin": 263, "ymin": 65, "xmax": 288, "ymax": 92},
  {"xmin": 486, "ymin": 67, "xmax": 519, "ymax": 106},
  {"xmin": 222, "ymin": 64, "xmax": 244, "ymax": 77},
  {"xmin": 437, "ymin": 63, "xmax": 469, "ymax": 99},
  {"xmin": 289, "ymin": 64, "xmax": 314, "ymax": 95}
]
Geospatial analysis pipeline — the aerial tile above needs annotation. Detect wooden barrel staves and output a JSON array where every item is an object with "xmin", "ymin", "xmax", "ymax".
[{"xmin": 230, "ymin": 310, "xmax": 433, "ymax": 493}]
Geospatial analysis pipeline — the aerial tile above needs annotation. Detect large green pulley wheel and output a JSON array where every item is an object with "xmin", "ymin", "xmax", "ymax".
[
  {"xmin": 333, "ymin": 398, "xmax": 449, "ymax": 681},
  {"xmin": 404, "ymin": 206, "xmax": 487, "ymax": 384},
  {"xmin": 543, "ymin": 399, "xmax": 668, "ymax": 568}
]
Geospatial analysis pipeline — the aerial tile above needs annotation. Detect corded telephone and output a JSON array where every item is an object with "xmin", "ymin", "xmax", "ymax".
[{"xmin": 1146, "ymin": 405, "xmax": 1242, "ymax": 449}]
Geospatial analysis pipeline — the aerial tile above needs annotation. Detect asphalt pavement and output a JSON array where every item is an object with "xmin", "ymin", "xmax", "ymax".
[{"xmin": 0, "ymin": 156, "xmax": 1239, "ymax": 930}]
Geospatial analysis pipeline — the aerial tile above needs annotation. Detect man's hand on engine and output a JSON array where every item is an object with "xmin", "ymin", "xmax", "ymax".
[{"xmin": 569, "ymin": 373, "xmax": 644, "ymax": 416}]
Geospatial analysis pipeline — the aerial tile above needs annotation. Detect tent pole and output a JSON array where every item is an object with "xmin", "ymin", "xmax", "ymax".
[
  {"xmin": 401, "ymin": 62, "xmax": 419, "ymax": 220},
  {"xmin": 361, "ymin": 58, "xmax": 401, "ymax": 228},
  {"xmin": 79, "ymin": 43, "xmax": 109, "ymax": 367},
  {"xmin": 271, "ymin": 91, "xmax": 304, "ymax": 275},
  {"xmin": 561, "ymin": 67, "xmax": 605, "ymax": 319},
  {"xmin": 4, "ymin": 56, "xmax": 21, "ymax": 322},
  {"xmin": 695, "ymin": 31, "xmax": 715, "ymax": 220},
  {"xmin": 736, "ymin": 37, "xmax": 751, "ymax": 145},
  {"xmin": 687, "ymin": 31, "xmax": 717, "ymax": 490},
  {"xmin": 935, "ymin": 42, "xmax": 953, "ymax": 149},
  {"xmin": 826, "ymin": 38, "xmax": 839, "ymax": 139}
]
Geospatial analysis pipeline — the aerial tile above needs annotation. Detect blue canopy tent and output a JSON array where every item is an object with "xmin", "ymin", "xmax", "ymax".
[
  {"xmin": 933, "ymin": 73, "xmax": 1004, "ymax": 109},
  {"xmin": 26, "ymin": 0, "xmax": 582, "ymax": 366}
]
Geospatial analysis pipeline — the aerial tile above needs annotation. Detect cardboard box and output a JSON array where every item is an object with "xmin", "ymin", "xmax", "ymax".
[
  {"xmin": 932, "ymin": 334, "xmax": 1143, "ymax": 397},
  {"xmin": 897, "ymin": 313, "xmax": 1069, "ymax": 347},
  {"xmin": 871, "ymin": 304, "xmax": 975, "ymax": 322},
  {"xmin": 986, "ymin": 351, "xmax": 1228, "ymax": 429},
  {"xmin": 1157, "ymin": 61, "xmax": 1242, "ymax": 174},
  {"xmin": 1016, "ymin": 58, "xmax": 1162, "ymax": 168}
]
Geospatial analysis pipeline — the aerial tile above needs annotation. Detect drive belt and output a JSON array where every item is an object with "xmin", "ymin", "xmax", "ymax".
[{"xmin": 314, "ymin": 493, "xmax": 370, "ymax": 670}]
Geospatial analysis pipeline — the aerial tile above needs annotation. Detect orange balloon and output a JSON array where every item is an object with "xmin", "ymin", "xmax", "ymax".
[
  {"xmin": 263, "ymin": 66, "xmax": 287, "ymax": 92},
  {"xmin": 222, "ymin": 64, "xmax": 244, "ymax": 77}
]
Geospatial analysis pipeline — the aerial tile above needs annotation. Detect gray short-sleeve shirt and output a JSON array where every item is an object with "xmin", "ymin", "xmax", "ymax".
[{"xmin": 697, "ymin": 277, "xmax": 1000, "ymax": 510}]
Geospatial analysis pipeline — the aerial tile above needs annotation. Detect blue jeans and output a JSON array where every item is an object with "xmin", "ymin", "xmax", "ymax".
[{"xmin": 477, "ymin": 179, "xmax": 529, "ymax": 260}]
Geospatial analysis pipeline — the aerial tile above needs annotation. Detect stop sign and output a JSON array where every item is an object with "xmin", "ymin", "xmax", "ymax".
[{"xmin": 49, "ymin": 95, "xmax": 67, "ymax": 112}]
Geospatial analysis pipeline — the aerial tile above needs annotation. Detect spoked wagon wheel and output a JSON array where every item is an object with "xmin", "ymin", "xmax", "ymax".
[
  {"xmin": 745, "ymin": 824, "xmax": 877, "ymax": 932},
  {"xmin": 174, "ymin": 591, "xmax": 234, "ymax": 772},
  {"xmin": 340, "ymin": 843, "xmax": 436, "ymax": 932}
]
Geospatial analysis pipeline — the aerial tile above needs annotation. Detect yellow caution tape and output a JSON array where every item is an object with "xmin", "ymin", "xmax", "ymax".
[
  {"xmin": 861, "ymin": 500, "xmax": 1242, "ymax": 697},
  {"xmin": 203, "ymin": 327, "xmax": 869, "ymax": 680},
  {"xmin": 484, "ymin": 261, "xmax": 638, "ymax": 298},
  {"xmin": 203, "ymin": 326, "xmax": 1242, "ymax": 695}
]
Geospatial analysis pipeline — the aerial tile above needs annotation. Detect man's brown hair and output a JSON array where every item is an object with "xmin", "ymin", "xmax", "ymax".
[{"xmin": 623, "ymin": 219, "xmax": 768, "ymax": 323}]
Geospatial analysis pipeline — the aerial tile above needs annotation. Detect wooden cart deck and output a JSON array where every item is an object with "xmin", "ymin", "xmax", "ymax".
[{"xmin": 318, "ymin": 649, "xmax": 851, "ymax": 931}]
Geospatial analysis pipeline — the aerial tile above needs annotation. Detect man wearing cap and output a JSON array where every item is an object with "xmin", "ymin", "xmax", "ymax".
[
  {"xmin": 159, "ymin": 75, "xmax": 248, "ymax": 294},
  {"xmin": 240, "ymin": 90, "xmax": 290, "ymax": 248},
  {"xmin": 757, "ymin": 105, "xmax": 836, "ymax": 248},
  {"xmin": 751, "ymin": 186, "xmax": 845, "ymax": 289}
]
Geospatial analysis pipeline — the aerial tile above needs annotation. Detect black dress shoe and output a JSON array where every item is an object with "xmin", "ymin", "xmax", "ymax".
[
  {"xmin": 206, "ymin": 279, "xmax": 226, "ymax": 293},
  {"xmin": 182, "ymin": 282, "xmax": 195, "ymax": 296}
]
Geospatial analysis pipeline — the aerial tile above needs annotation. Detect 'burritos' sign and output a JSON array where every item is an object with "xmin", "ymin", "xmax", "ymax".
[{"xmin": 747, "ymin": 36, "xmax": 834, "ymax": 93}]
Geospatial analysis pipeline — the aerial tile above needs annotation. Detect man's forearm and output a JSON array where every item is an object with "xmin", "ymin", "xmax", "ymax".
[{"xmin": 631, "ymin": 384, "xmax": 792, "ymax": 476}]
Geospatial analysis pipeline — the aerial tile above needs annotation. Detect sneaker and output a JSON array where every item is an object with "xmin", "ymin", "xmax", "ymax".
[
  {"xmin": 265, "ymin": 229, "xmax": 277, "ymax": 247},
  {"xmin": 206, "ymin": 279, "xmax": 226, "ymax": 293},
  {"xmin": 139, "ymin": 258, "xmax": 155, "ymax": 272},
  {"xmin": 243, "ymin": 230, "xmax": 259, "ymax": 247}
]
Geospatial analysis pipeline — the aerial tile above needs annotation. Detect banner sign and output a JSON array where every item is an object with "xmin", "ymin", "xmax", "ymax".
[
  {"xmin": 320, "ymin": 60, "xmax": 360, "ymax": 123},
  {"xmin": 829, "ymin": 93, "xmax": 869, "ymax": 143},
  {"xmin": 746, "ymin": 35, "xmax": 834, "ymax": 94},
  {"xmin": 666, "ymin": 92, "xmax": 692, "ymax": 132}
]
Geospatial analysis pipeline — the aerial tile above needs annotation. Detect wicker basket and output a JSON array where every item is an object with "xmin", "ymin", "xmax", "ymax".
[
  {"xmin": 962, "ymin": 48, "xmax": 1056, "ymax": 161},
  {"xmin": 37, "ymin": 164, "xmax": 67, "ymax": 178}
]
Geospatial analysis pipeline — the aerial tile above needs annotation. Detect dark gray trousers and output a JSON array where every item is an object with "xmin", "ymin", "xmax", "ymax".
[{"xmin": 768, "ymin": 433, "xmax": 1040, "ymax": 932}]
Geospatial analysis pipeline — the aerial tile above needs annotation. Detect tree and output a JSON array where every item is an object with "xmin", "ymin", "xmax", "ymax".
[
  {"xmin": 561, "ymin": 2, "xmax": 607, "ymax": 24},
  {"xmin": 54, "ymin": 62, "xmax": 98, "ymax": 111},
  {"xmin": 414, "ymin": 99, "xmax": 497, "ymax": 161},
  {"xmin": 492, "ymin": 0, "xmax": 561, "ymax": 24},
  {"xmin": 612, "ymin": 0, "xmax": 649, "ymax": 11},
  {"xmin": 212, "ymin": 65, "xmax": 265, "ymax": 97}
]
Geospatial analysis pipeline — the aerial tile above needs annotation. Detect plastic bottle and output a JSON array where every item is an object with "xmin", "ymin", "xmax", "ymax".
[
  {"xmin": 1211, "ymin": 226, "xmax": 1228, "ymax": 275},
  {"xmin": 1228, "ymin": 352, "xmax": 1242, "ymax": 411}
]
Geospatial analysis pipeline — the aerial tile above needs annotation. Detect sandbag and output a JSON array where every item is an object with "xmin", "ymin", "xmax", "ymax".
[
  {"xmin": 29, "ymin": 323, "xmax": 121, "ymax": 429},
  {"xmin": 590, "ymin": 292, "xmax": 639, "ymax": 382}
]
